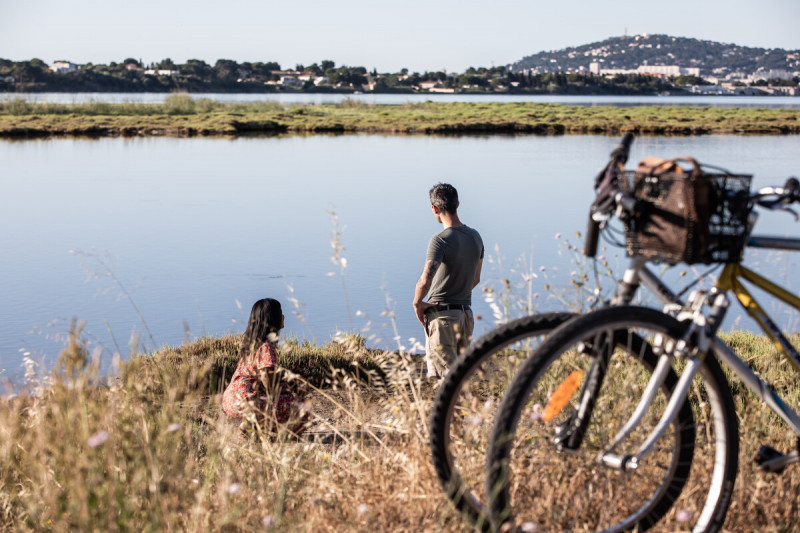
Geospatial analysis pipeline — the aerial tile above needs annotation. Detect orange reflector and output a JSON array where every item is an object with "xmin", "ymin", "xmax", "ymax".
[{"xmin": 542, "ymin": 369, "xmax": 584, "ymax": 422}]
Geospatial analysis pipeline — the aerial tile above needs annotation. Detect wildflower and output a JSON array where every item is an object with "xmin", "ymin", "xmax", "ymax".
[
  {"xmin": 521, "ymin": 522, "xmax": 539, "ymax": 532},
  {"xmin": 87, "ymin": 430, "xmax": 109, "ymax": 448},
  {"xmin": 676, "ymin": 509, "xmax": 692, "ymax": 522},
  {"xmin": 262, "ymin": 515, "xmax": 276, "ymax": 527},
  {"xmin": 357, "ymin": 503, "xmax": 369, "ymax": 516},
  {"xmin": 167, "ymin": 423, "xmax": 181, "ymax": 433},
  {"xmin": 227, "ymin": 483, "xmax": 241, "ymax": 494},
  {"xmin": 554, "ymin": 233, "xmax": 562, "ymax": 239},
  {"xmin": 597, "ymin": 255, "xmax": 606, "ymax": 261},
  {"xmin": 539, "ymin": 266, "xmax": 546, "ymax": 272}
]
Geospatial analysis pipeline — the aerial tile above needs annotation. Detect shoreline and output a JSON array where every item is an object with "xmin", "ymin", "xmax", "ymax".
[{"xmin": 1, "ymin": 100, "xmax": 799, "ymax": 138}]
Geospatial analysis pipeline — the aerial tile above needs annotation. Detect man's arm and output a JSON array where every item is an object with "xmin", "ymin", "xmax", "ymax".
[
  {"xmin": 413, "ymin": 259, "xmax": 440, "ymax": 325},
  {"xmin": 473, "ymin": 258, "xmax": 483, "ymax": 288}
]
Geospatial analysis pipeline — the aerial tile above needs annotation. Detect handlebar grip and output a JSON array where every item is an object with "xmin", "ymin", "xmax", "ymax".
[
  {"xmin": 609, "ymin": 133, "xmax": 635, "ymax": 164},
  {"xmin": 584, "ymin": 211, "xmax": 601, "ymax": 257},
  {"xmin": 785, "ymin": 177, "xmax": 800, "ymax": 201}
]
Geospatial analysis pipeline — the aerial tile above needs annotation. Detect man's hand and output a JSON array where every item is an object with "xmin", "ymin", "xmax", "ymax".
[{"xmin": 413, "ymin": 300, "xmax": 437, "ymax": 326}]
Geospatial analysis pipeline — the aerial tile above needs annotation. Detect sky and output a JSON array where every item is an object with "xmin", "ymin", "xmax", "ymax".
[{"xmin": 1, "ymin": 0, "xmax": 799, "ymax": 73}]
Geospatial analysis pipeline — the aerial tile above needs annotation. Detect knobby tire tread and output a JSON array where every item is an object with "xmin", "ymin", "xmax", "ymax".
[{"xmin": 429, "ymin": 312, "xmax": 574, "ymax": 530}]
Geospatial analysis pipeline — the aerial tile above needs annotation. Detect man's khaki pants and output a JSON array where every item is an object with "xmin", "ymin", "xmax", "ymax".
[{"xmin": 424, "ymin": 308, "xmax": 474, "ymax": 379}]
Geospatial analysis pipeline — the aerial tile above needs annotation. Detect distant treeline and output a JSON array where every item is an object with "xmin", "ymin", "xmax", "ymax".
[{"xmin": 1, "ymin": 57, "xmax": 690, "ymax": 95}]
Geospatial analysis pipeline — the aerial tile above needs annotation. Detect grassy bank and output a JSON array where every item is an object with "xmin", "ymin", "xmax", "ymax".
[
  {"xmin": 1, "ymin": 95, "xmax": 799, "ymax": 137},
  {"xmin": 1, "ymin": 328, "xmax": 798, "ymax": 531}
]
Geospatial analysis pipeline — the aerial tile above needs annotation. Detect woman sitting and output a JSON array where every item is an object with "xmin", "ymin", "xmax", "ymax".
[{"xmin": 222, "ymin": 298, "xmax": 308, "ymax": 436}]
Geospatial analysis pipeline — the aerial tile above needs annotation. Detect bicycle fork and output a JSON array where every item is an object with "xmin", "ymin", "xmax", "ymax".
[{"xmin": 556, "ymin": 290, "xmax": 731, "ymax": 473}]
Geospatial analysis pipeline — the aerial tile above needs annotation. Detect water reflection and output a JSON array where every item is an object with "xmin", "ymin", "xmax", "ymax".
[{"xmin": 1, "ymin": 134, "xmax": 798, "ymax": 383}]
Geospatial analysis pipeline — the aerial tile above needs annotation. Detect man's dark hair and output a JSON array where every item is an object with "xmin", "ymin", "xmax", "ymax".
[{"xmin": 429, "ymin": 183, "xmax": 459, "ymax": 214}]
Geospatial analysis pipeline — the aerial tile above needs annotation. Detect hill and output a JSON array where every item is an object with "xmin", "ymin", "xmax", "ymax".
[{"xmin": 511, "ymin": 34, "xmax": 800, "ymax": 75}]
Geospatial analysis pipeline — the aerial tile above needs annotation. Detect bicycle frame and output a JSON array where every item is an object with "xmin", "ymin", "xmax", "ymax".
[
  {"xmin": 710, "ymin": 235, "xmax": 800, "ymax": 435},
  {"xmin": 598, "ymin": 235, "xmax": 800, "ymax": 471}
]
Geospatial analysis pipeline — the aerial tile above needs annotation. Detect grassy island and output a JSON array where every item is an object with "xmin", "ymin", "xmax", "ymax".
[
  {"xmin": 1, "ymin": 328, "xmax": 798, "ymax": 531},
  {"xmin": 1, "ymin": 95, "xmax": 799, "ymax": 138}
]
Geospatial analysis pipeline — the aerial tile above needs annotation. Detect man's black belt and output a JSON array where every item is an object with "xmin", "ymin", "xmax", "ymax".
[{"xmin": 427, "ymin": 303, "xmax": 471, "ymax": 312}]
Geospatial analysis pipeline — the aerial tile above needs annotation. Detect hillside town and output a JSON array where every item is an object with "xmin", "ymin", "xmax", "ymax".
[
  {"xmin": 3, "ymin": 34, "xmax": 799, "ymax": 96},
  {"xmin": 510, "ymin": 34, "xmax": 800, "ymax": 96}
]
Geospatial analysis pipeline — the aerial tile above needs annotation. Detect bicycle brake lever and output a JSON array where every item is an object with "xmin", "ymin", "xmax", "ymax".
[{"xmin": 779, "ymin": 206, "xmax": 799, "ymax": 222}]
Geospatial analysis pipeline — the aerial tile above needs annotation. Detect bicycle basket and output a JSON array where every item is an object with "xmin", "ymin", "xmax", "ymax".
[{"xmin": 622, "ymin": 158, "xmax": 752, "ymax": 265}]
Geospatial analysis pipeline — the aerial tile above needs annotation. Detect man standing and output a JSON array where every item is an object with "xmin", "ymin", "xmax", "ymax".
[{"xmin": 413, "ymin": 183, "xmax": 484, "ymax": 380}]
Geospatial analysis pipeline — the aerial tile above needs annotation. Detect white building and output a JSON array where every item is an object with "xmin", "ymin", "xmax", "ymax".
[
  {"xmin": 49, "ymin": 61, "xmax": 78, "ymax": 74},
  {"xmin": 278, "ymin": 76, "xmax": 303, "ymax": 88},
  {"xmin": 636, "ymin": 65, "xmax": 701, "ymax": 77},
  {"xmin": 752, "ymin": 69, "xmax": 794, "ymax": 81},
  {"xmin": 144, "ymin": 69, "xmax": 181, "ymax": 76}
]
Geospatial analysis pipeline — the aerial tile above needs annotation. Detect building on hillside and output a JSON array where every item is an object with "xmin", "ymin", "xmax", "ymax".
[
  {"xmin": 636, "ymin": 65, "xmax": 701, "ymax": 77},
  {"xmin": 752, "ymin": 69, "xmax": 794, "ymax": 82},
  {"xmin": 144, "ymin": 69, "xmax": 181, "ymax": 76},
  {"xmin": 688, "ymin": 85, "xmax": 735, "ymax": 95},
  {"xmin": 49, "ymin": 61, "xmax": 78, "ymax": 74},
  {"xmin": 278, "ymin": 76, "xmax": 303, "ymax": 88}
]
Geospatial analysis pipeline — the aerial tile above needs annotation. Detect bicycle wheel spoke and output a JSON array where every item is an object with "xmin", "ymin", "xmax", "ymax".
[{"xmin": 487, "ymin": 307, "xmax": 738, "ymax": 533}]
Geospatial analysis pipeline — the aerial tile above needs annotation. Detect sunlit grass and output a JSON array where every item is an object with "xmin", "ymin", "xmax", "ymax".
[{"xmin": 1, "ymin": 320, "xmax": 798, "ymax": 530}]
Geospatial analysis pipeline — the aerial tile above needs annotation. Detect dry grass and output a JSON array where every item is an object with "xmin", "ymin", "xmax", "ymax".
[{"xmin": 0, "ymin": 322, "xmax": 798, "ymax": 531}]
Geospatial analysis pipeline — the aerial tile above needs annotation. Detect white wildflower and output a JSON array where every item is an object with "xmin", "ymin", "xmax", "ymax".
[{"xmin": 87, "ymin": 430, "xmax": 109, "ymax": 448}]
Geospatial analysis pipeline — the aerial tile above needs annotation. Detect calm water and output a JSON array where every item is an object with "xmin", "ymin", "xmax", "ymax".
[
  {"xmin": 4, "ymin": 92, "xmax": 800, "ymax": 108},
  {"xmin": 2, "ymin": 134, "xmax": 799, "ymax": 385}
]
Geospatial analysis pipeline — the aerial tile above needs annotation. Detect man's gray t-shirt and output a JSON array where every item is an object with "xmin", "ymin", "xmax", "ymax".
[{"xmin": 426, "ymin": 225, "xmax": 484, "ymax": 305}]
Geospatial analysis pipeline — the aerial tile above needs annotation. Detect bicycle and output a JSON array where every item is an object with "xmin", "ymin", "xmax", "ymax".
[
  {"xmin": 429, "ymin": 135, "xmax": 716, "ymax": 530},
  {"xmin": 484, "ymin": 136, "xmax": 800, "ymax": 531}
]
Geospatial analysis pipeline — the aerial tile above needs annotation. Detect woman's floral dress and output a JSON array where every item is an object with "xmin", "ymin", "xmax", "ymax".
[{"xmin": 222, "ymin": 341, "xmax": 297, "ymax": 423}]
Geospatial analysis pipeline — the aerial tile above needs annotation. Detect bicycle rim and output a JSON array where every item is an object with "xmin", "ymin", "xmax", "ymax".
[
  {"xmin": 487, "ymin": 307, "xmax": 738, "ymax": 532},
  {"xmin": 429, "ymin": 313, "xmax": 574, "ymax": 530}
]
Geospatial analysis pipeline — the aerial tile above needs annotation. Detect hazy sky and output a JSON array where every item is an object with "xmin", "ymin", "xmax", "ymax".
[{"xmin": 2, "ymin": 0, "xmax": 799, "ymax": 72}]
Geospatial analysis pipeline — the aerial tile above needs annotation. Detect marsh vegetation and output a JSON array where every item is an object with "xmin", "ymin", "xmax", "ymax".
[{"xmin": 1, "ymin": 95, "xmax": 799, "ymax": 137}]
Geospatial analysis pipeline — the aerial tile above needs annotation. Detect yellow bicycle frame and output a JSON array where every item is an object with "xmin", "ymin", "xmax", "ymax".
[{"xmin": 716, "ymin": 263, "xmax": 800, "ymax": 373}]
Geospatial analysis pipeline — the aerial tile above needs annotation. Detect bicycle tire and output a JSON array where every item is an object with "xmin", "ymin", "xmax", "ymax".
[
  {"xmin": 486, "ymin": 306, "xmax": 739, "ymax": 532},
  {"xmin": 429, "ymin": 312, "xmax": 575, "ymax": 530}
]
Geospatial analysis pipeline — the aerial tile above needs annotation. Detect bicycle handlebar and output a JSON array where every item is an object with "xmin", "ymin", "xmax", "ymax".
[
  {"xmin": 752, "ymin": 177, "xmax": 800, "ymax": 212},
  {"xmin": 584, "ymin": 133, "xmax": 635, "ymax": 257},
  {"xmin": 582, "ymin": 136, "xmax": 799, "ymax": 260}
]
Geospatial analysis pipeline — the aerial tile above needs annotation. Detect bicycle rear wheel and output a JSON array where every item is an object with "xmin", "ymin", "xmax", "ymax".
[
  {"xmin": 429, "ymin": 313, "xmax": 574, "ymax": 530},
  {"xmin": 486, "ymin": 306, "xmax": 738, "ymax": 532}
]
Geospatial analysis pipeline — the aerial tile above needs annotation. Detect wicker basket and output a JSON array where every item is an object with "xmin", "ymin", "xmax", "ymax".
[{"xmin": 622, "ymin": 167, "xmax": 752, "ymax": 264}]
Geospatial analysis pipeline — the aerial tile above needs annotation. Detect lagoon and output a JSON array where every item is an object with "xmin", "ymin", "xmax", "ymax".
[{"xmin": 2, "ymin": 133, "xmax": 799, "ymax": 384}]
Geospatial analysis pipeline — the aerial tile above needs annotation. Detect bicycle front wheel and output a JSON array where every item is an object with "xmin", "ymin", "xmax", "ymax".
[
  {"xmin": 486, "ymin": 306, "xmax": 738, "ymax": 533},
  {"xmin": 429, "ymin": 312, "xmax": 575, "ymax": 530}
]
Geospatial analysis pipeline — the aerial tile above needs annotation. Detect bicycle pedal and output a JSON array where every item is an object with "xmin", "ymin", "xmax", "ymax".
[{"xmin": 754, "ymin": 444, "xmax": 800, "ymax": 473}]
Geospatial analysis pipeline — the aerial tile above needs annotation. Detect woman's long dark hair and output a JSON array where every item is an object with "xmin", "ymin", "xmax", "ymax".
[{"xmin": 239, "ymin": 298, "xmax": 282, "ymax": 359}]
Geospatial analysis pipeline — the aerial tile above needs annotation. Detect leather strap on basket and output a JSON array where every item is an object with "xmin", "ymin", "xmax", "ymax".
[{"xmin": 636, "ymin": 156, "xmax": 701, "ymax": 177}]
